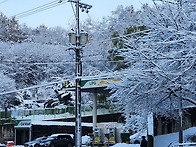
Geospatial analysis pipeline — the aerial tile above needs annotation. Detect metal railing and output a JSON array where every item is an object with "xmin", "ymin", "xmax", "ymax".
[{"xmin": 0, "ymin": 104, "xmax": 116, "ymax": 124}]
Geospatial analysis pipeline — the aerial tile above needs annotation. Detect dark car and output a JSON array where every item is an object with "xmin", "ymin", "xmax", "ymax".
[
  {"xmin": 40, "ymin": 134, "xmax": 74, "ymax": 147},
  {"xmin": 24, "ymin": 137, "xmax": 47, "ymax": 147}
]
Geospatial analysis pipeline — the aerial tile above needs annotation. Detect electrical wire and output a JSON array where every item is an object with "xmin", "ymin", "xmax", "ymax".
[
  {"xmin": 0, "ymin": 78, "xmax": 73, "ymax": 96},
  {"xmin": 0, "ymin": 60, "xmax": 75, "ymax": 65},
  {"xmin": 0, "ymin": 72, "xmax": 119, "ymax": 96},
  {"xmin": 2, "ymin": 1, "xmax": 193, "ymax": 98},
  {"xmin": 0, "ymin": 55, "xmax": 194, "ymax": 66},
  {"xmin": 0, "ymin": 24, "xmax": 193, "ymax": 64},
  {"xmin": 12, "ymin": 1, "xmax": 58, "ymax": 18},
  {"xmin": 83, "ymin": 29, "xmax": 151, "ymax": 50},
  {"xmin": 0, "ymin": 0, "xmax": 8, "ymax": 5},
  {"xmin": 70, "ymin": 1, "xmax": 76, "ymax": 19},
  {"xmin": 16, "ymin": 1, "xmax": 68, "ymax": 19},
  {"xmin": 11, "ymin": 0, "xmax": 68, "ymax": 19}
]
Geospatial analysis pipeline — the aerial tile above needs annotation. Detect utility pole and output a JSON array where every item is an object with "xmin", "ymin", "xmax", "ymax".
[
  {"xmin": 75, "ymin": 0, "xmax": 82, "ymax": 146},
  {"xmin": 179, "ymin": 86, "xmax": 183, "ymax": 146},
  {"xmin": 68, "ymin": 1, "xmax": 92, "ymax": 147},
  {"xmin": 177, "ymin": 1, "xmax": 183, "ymax": 145},
  {"xmin": 179, "ymin": 100, "xmax": 183, "ymax": 146}
]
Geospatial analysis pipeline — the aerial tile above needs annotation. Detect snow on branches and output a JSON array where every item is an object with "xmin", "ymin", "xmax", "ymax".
[{"xmin": 108, "ymin": 0, "xmax": 196, "ymax": 131}]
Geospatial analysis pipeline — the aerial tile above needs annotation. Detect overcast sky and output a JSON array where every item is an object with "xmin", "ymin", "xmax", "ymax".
[{"xmin": 0, "ymin": 0, "xmax": 153, "ymax": 28}]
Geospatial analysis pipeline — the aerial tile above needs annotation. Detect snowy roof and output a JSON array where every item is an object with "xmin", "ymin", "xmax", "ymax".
[{"xmin": 31, "ymin": 120, "xmax": 93, "ymax": 127}]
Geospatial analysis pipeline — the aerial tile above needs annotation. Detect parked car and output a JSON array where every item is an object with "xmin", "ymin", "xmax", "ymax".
[
  {"xmin": 40, "ymin": 134, "xmax": 74, "ymax": 147},
  {"xmin": 6, "ymin": 141, "xmax": 14, "ymax": 147},
  {"xmin": 129, "ymin": 131, "xmax": 147, "ymax": 144},
  {"xmin": 24, "ymin": 137, "xmax": 47, "ymax": 147}
]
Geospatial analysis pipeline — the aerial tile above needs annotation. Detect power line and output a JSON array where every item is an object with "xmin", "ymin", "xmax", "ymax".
[
  {"xmin": 15, "ymin": 1, "xmax": 68, "ymax": 19},
  {"xmin": 0, "ymin": 55, "xmax": 194, "ymax": 66},
  {"xmin": 0, "ymin": 27, "xmax": 192, "ymax": 64},
  {"xmin": 0, "ymin": 60, "xmax": 75, "ymax": 65},
  {"xmin": 0, "ymin": 78, "xmax": 73, "ymax": 96},
  {"xmin": 0, "ymin": 0, "xmax": 8, "ymax": 5},
  {"xmin": 65, "ymin": 28, "xmax": 151, "ymax": 51},
  {"xmin": 11, "ymin": 1, "xmax": 58, "ymax": 18},
  {"xmin": 70, "ymin": 1, "xmax": 76, "ymax": 19},
  {"xmin": 83, "ymin": 29, "xmax": 151, "ymax": 50},
  {"xmin": 11, "ymin": 0, "xmax": 68, "ymax": 19},
  {"xmin": 0, "ymin": 72, "xmax": 117, "ymax": 96}
]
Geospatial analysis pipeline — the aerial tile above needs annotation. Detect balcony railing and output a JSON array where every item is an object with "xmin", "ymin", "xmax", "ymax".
[{"xmin": 0, "ymin": 104, "xmax": 116, "ymax": 124}]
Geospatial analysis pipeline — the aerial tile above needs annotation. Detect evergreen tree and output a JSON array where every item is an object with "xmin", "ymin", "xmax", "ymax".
[{"xmin": 0, "ymin": 13, "xmax": 26, "ymax": 42}]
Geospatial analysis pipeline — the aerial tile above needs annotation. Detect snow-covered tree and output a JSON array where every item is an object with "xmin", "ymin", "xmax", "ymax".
[
  {"xmin": 25, "ymin": 25, "xmax": 69, "ymax": 45},
  {"xmin": 0, "ymin": 13, "xmax": 26, "ymax": 42},
  {"xmin": 108, "ymin": 0, "xmax": 196, "ymax": 131},
  {"xmin": 0, "ymin": 73, "xmax": 18, "ymax": 111},
  {"xmin": 0, "ymin": 26, "xmax": 74, "ymax": 109},
  {"xmin": 79, "ymin": 5, "xmax": 141, "ymax": 75},
  {"xmin": 108, "ymin": 25, "xmax": 147, "ymax": 71}
]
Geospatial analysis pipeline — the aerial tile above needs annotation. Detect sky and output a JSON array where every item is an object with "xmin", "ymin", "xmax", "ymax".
[{"xmin": 0, "ymin": 0, "xmax": 153, "ymax": 29}]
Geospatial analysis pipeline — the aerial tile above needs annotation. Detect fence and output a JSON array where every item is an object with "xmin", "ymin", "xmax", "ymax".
[
  {"xmin": 0, "ymin": 104, "xmax": 116, "ymax": 124},
  {"xmin": 12, "ymin": 106, "xmax": 76, "ymax": 118},
  {"xmin": 0, "ymin": 106, "xmax": 82, "ymax": 124}
]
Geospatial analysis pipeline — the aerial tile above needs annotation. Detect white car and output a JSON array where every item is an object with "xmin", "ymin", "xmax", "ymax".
[{"xmin": 129, "ymin": 131, "xmax": 147, "ymax": 144}]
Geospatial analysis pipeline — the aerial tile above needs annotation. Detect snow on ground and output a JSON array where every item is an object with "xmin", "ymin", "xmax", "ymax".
[
  {"xmin": 111, "ymin": 127, "xmax": 196, "ymax": 147},
  {"xmin": 0, "ymin": 143, "xmax": 6, "ymax": 147},
  {"xmin": 112, "ymin": 143, "xmax": 139, "ymax": 147},
  {"xmin": 154, "ymin": 127, "xmax": 196, "ymax": 147}
]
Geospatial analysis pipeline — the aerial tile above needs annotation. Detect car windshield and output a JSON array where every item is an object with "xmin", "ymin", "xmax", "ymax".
[
  {"xmin": 35, "ymin": 137, "xmax": 45, "ymax": 141},
  {"xmin": 45, "ymin": 136, "xmax": 56, "ymax": 140}
]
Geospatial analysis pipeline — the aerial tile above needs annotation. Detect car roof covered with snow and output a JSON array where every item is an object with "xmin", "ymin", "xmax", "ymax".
[{"xmin": 50, "ymin": 133, "xmax": 74, "ymax": 138}]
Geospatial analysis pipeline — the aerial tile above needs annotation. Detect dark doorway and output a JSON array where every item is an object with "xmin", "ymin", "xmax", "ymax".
[{"xmin": 15, "ymin": 129, "xmax": 29, "ymax": 145}]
